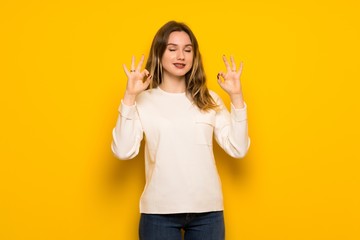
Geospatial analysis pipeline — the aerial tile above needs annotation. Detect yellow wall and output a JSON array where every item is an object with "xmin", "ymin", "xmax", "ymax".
[{"xmin": 1, "ymin": 0, "xmax": 359, "ymax": 239}]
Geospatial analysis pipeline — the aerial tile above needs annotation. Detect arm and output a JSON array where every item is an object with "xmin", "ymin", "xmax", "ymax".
[
  {"xmin": 111, "ymin": 101, "xmax": 144, "ymax": 160},
  {"xmin": 213, "ymin": 93, "xmax": 250, "ymax": 158},
  {"xmin": 111, "ymin": 55, "xmax": 152, "ymax": 159},
  {"xmin": 215, "ymin": 55, "xmax": 250, "ymax": 158}
]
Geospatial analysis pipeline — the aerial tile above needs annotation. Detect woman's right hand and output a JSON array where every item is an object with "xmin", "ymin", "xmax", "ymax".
[{"xmin": 122, "ymin": 55, "xmax": 152, "ymax": 105}]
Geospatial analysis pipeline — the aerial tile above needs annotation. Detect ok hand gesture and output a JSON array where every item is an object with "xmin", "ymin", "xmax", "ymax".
[
  {"xmin": 217, "ymin": 55, "xmax": 245, "ymax": 108},
  {"xmin": 122, "ymin": 55, "xmax": 152, "ymax": 105}
]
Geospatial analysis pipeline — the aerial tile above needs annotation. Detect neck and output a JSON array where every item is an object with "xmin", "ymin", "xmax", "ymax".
[{"xmin": 160, "ymin": 74, "xmax": 186, "ymax": 93}]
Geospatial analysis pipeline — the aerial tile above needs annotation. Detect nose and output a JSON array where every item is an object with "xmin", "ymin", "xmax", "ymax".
[{"xmin": 177, "ymin": 50, "xmax": 185, "ymax": 60}]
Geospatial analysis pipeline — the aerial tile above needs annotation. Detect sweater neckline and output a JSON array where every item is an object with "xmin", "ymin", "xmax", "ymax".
[{"xmin": 157, "ymin": 86, "xmax": 186, "ymax": 96}]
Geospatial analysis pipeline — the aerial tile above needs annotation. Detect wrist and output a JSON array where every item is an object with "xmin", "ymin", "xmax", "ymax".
[
  {"xmin": 230, "ymin": 93, "xmax": 243, "ymax": 101},
  {"xmin": 230, "ymin": 93, "xmax": 245, "ymax": 109},
  {"xmin": 123, "ymin": 91, "xmax": 137, "ymax": 106}
]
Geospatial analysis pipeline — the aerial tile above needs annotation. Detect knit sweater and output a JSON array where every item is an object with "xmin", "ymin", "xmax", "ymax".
[{"xmin": 111, "ymin": 87, "xmax": 250, "ymax": 214}]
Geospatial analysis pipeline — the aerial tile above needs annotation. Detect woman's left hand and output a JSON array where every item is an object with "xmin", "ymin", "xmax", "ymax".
[
  {"xmin": 217, "ymin": 55, "xmax": 245, "ymax": 108},
  {"xmin": 217, "ymin": 55, "xmax": 244, "ymax": 95}
]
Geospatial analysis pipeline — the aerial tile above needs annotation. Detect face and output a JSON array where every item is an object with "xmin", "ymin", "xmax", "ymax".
[{"xmin": 161, "ymin": 31, "xmax": 194, "ymax": 79}]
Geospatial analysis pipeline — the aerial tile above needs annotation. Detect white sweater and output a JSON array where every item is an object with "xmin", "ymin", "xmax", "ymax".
[{"xmin": 111, "ymin": 87, "xmax": 250, "ymax": 214}]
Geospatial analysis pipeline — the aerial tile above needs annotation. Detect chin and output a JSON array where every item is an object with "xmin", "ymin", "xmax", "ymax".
[{"xmin": 176, "ymin": 68, "xmax": 192, "ymax": 75}]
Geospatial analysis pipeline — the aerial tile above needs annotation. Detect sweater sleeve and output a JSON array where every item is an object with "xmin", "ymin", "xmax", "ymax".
[
  {"xmin": 212, "ymin": 93, "xmax": 250, "ymax": 159},
  {"xmin": 111, "ymin": 100, "xmax": 144, "ymax": 160}
]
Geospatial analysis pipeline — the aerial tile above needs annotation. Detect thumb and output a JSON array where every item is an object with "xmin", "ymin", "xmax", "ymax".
[
  {"xmin": 143, "ymin": 75, "xmax": 152, "ymax": 89},
  {"xmin": 217, "ymin": 75, "xmax": 225, "ymax": 89}
]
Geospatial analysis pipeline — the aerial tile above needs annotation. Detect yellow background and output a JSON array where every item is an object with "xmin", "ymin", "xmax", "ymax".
[{"xmin": 1, "ymin": 0, "xmax": 359, "ymax": 239}]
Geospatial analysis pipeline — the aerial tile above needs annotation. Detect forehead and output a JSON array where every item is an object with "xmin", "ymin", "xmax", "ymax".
[{"xmin": 167, "ymin": 31, "xmax": 192, "ymax": 45}]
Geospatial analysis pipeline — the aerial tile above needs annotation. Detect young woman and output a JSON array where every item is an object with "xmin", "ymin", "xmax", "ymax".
[{"xmin": 111, "ymin": 21, "xmax": 250, "ymax": 240}]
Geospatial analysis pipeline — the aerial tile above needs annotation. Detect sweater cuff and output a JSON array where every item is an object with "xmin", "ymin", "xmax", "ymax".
[
  {"xmin": 230, "ymin": 102, "xmax": 248, "ymax": 122},
  {"xmin": 118, "ymin": 100, "xmax": 137, "ymax": 120}
]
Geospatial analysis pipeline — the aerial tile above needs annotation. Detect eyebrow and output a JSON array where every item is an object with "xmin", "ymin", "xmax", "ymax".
[{"xmin": 167, "ymin": 43, "xmax": 193, "ymax": 47}]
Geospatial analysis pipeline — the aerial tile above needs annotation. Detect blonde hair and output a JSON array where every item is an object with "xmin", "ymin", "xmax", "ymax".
[{"xmin": 145, "ymin": 21, "xmax": 218, "ymax": 111}]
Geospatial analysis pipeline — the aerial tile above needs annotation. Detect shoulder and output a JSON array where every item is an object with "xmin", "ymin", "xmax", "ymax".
[
  {"xmin": 208, "ymin": 89, "xmax": 224, "ymax": 105},
  {"xmin": 208, "ymin": 89, "xmax": 219, "ymax": 100},
  {"xmin": 135, "ymin": 88, "xmax": 159, "ymax": 105}
]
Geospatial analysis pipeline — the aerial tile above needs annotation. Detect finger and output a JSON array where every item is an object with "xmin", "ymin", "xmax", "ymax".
[
  {"xmin": 141, "ymin": 69, "xmax": 150, "ymax": 78},
  {"xmin": 131, "ymin": 55, "xmax": 135, "ymax": 71},
  {"xmin": 222, "ymin": 55, "xmax": 231, "ymax": 72},
  {"xmin": 219, "ymin": 71, "xmax": 226, "ymax": 80},
  {"xmin": 217, "ymin": 75, "xmax": 225, "ymax": 89},
  {"xmin": 216, "ymin": 72, "xmax": 221, "ymax": 81},
  {"xmin": 136, "ymin": 55, "xmax": 145, "ymax": 72},
  {"xmin": 123, "ymin": 64, "xmax": 130, "ymax": 75},
  {"xmin": 143, "ymin": 75, "xmax": 152, "ymax": 88},
  {"xmin": 217, "ymin": 74, "xmax": 222, "ymax": 84},
  {"xmin": 230, "ymin": 55, "xmax": 236, "ymax": 71},
  {"xmin": 237, "ymin": 61, "xmax": 244, "ymax": 75}
]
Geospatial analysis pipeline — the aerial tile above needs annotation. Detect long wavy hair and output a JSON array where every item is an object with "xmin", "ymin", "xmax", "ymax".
[{"xmin": 145, "ymin": 21, "xmax": 218, "ymax": 111}]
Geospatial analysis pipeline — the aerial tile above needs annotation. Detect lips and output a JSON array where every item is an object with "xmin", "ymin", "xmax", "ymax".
[{"xmin": 173, "ymin": 63, "xmax": 186, "ymax": 69}]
